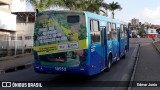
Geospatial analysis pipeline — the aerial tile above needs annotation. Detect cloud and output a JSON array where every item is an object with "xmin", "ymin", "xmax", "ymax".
[{"xmin": 143, "ymin": 7, "xmax": 160, "ymax": 24}]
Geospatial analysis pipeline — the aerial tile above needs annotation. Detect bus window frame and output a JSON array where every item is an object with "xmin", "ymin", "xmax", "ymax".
[
  {"xmin": 111, "ymin": 23, "xmax": 117, "ymax": 40},
  {"xmin": 107, "ymin": 22, "xmax": 113, "ymax": 41},
  {"xmin": 120, "ymin": 24, "xmax": 125, "ymax": 38},
  {"xmin": 90, "ymin": 19, "xmax": 100, "ymax": 44}
]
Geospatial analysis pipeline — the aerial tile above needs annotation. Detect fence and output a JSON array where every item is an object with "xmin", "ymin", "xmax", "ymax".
[
  {"xmin": 0, "ymin": 22, "xmax": 34, "ymax": 57},
  {"xmin": 0, "ymin": 34, "xmax": 33, "ymax": 57}
]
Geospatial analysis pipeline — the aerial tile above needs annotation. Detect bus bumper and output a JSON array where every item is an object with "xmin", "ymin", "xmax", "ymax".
[{"xmin": 34, "ymin": 65, "xmax": 91, "ymax": 76}]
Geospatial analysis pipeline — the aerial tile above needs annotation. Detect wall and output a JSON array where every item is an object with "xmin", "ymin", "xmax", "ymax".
[
  {"xmin": 10, "ymin": 23, "xmax": 34, "ymax": 49},
  {"xmin": 0, "ymin": 11, "xmax": 16, "ymax": 31},
  {"xmin": 12, "ymin": 0, "xmax": 26, "ymax": 12}
]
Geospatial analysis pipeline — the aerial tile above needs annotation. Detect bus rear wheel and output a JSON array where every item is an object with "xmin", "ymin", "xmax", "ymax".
[
  {"xmin": 106, "ymin": 55, "xmax": 112, "ymax": 72},
  {"xmin": 122, "ymin": 49, "xmax": 127, "ymax": 59}
]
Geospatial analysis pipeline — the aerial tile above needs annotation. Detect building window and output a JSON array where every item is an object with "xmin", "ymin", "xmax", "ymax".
[
  {"xmin": 17, "ymin": 36, "xmax": 22, "ymax": 40},
  {"xmin": 151, "ymin": 30, "xmax": 153, "ymax": 33},
  {"xmin": 25, "ymin": 36, "xmax": 32, "ymax": 40},
  {"xmin": 11, "ymin": 36, "xmax": 15, "ymax": 40}
]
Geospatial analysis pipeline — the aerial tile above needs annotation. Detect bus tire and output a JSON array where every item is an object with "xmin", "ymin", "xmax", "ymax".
[
  {"xmin": 122, "ymin": 48, "xmax": 127, "ymax": 59},
  {"xmin": 106, "ymin": 54, "xmax": 112, "ymax": 72}
]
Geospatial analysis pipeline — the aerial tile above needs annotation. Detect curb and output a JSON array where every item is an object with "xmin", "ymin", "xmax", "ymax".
[
  {"xmin": 152, "ymin": 42, "xmax": 160, "ymax": 54},
  {"xmin": 0, "ymin": 63, "xmax": 33, "ymax": 74},
  {"xmin": 0, "ymin": 53, "xmax": 32, "ymax": 61},
  {"xmin": 127, "ymin": 44, "xmax": 140, "ymax": 90}
]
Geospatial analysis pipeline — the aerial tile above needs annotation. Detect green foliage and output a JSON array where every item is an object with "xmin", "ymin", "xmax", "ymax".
[
  {"xmin": 28, "ymin": 0, "xmax": 60, "ymax": 11},
  {"xmin": 108, "ymin": 1, "xmax": 122, "ymax": 19},
  {"xmin": 71, "ymin": 51, "xmax": 77, "ymax": 59},
  {"xmin": 79, "ymin": 24, "xmax": 87, "ymax": 40},
  {"xmin": 28, "ymin": 0, "xmax": 122, "ymax": 18}
]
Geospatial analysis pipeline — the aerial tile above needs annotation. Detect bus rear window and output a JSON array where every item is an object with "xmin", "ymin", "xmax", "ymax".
[{"xmin": 67, "ymin": 15, "xmax": 80, "ymax": 23}]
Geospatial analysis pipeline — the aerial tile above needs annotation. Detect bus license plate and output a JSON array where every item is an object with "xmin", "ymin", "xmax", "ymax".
[{"xmin": 55, "ymin": 67, "xmax": 66, "ymax": 71}]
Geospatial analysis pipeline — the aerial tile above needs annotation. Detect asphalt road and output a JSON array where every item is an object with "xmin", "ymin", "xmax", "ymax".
[
  {"xmin": 0, "ymin": 39, "xmax": 140, "ymax": 90},
  {"xmin": 132, "ymin": 39, "xmax": 160, "ymax": 90}
]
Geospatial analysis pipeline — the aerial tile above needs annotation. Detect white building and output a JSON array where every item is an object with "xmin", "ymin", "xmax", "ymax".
[
  {"xmin": 11, "ymin": 0, "xmax": 34, "ymax": 12},
  {"xmin": 145, "ymin": 28, "xmax": 158, "ymax": 38},
  {"xmin": 0, "ymin": 0, "xmax": 35, "ymax": 56},
  {"xmin": 11, "ymin": 0, "xmax": 35, "ymax": 54},
  {"xmin": 0, "ymin": 0, "xmax": 16, "ymax": 56}
]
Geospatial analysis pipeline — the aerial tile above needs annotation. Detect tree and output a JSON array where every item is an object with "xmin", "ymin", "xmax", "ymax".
[
  {"xmin": 28, "ymin": 0, "xmax": 61, "ymax": 11},
  {"xmin": 81, "ymin": 0, "xmax": 105, "ymax": 14},
  {"xmin": 108, "ymin": 1, "xmax": 122, "ymax": 19},
  {"xmin": 28, "ymin": 0, "xmax": 122, "ymax": 17},
  {"xmin": 100, "ymin": 2, "xmax": 109, "ymax": 16},
  {"xmin": 59, "ymin": 0, "xmax": 106, "ymax": 14}
]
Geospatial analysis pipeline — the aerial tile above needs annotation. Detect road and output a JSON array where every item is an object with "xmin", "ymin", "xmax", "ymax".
[
  {"xmin": 132, "ymin": 38, "xmax": 160, "ymax": 90},
  {"xmin": 0, "ymin": 38, "xmax": 148, "ymax": 90}
]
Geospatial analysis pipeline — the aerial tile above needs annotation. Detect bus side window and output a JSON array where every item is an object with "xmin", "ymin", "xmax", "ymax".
[
  {"xmin": 107, "ymin": 22, "xmax": 113, "ymax": 40},
  {"xmin": 112, "ymin": 23, "xmax": 117, "ymax": 39},
  {"xmin": 90, "ymin": 19, "xmax": 100, "ymax": 43},
  {"xmin": 123, "ymin": 25, "xmax": 127, "ymax": 38},
  {"xmin": 120, "ymin": 25, "xmax": 125, "ymax": 38}
]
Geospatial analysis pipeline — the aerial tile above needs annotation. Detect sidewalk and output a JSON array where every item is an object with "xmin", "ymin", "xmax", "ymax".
[{"xmin": 0, "ymin": 54, "xmax": 33, "ymax": 74}]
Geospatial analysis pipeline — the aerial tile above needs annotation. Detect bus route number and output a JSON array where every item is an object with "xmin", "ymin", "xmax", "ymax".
[{"xmin": 55, "ymin": 67, "xmax": 66, "ymax": 71}]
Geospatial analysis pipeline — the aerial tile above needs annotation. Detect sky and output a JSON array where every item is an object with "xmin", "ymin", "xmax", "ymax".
[
  {"xmin": 106, "ymin": 0, "xmax": 160, "ymax": 25},
  {"xmin": 27, "ymin": 0, "xmax": 160, "ymax": 25}
]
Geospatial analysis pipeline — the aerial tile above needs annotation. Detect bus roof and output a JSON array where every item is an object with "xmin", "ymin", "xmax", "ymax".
[{"xmin": 37, "ymin": 10, "xmax": 127, "ymax": 25}]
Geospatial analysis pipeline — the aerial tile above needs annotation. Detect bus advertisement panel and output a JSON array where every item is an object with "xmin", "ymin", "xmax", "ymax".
[{"xmin": 33, "ymin": 11, "xmax": 89, "ymax": 67}]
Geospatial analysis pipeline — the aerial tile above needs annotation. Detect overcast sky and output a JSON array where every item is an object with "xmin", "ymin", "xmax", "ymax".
[{"xmin": 27, "ymin": 0, "xmax": 160, "ymax": 24}]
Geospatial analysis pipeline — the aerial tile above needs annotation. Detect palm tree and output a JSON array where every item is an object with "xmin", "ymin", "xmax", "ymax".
[
  {"xmin": 108, "ymin": 1, "xmax": 122, "ymax": 19},
  {"xmin": 87, "ymin": 0, "xmax": 105, "ymax": 14},
  {"xmin": 28, "ymin": 0, "xmax": 61, "ymax": 11},
  {"xmin": 79, "ymin": 0, "xmax": 105, "ymax": 14},
  {"xmin": 28, "ymin": 0, "xmax": 114, "ymax": 15},
  {"xmin": 100, "ymin": 2, "xmax": 108, "ymax": 16},
  {"xmin": 58, "ymin": 0, "xmax": 77, "ymax": 10},
  {"xmin": 58, "ymin": 0, "xmax": 106, "ymax": 14}
]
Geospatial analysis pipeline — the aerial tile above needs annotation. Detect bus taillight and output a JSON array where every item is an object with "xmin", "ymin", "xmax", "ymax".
[
  {"xmin": 83, "ymin": 52, "xmax": 88, "ymax": 56},
  {"xmin": 82, "ymin": 57, "xmax": 86, "ymax": 61}
]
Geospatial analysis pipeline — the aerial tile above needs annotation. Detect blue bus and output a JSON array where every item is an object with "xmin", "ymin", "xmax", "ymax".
[{"xmin": 33, "ymin": 11, "xmax": 129, "ymax": 76}]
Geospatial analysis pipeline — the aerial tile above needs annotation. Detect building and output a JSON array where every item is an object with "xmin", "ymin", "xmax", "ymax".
[
  {"xmin": 11, "ymin": 0, "xmax": 35, "ymax": 54},
  {"xmin": 11, "ymin": 12, "xmax": 35, "ymax": 54},
  {"xmin": 129, "ymin": 18, "xmax": 141, "ymax": 30},
  {"xmin": 151, "ymin": 25, "xmax": 160, "ymax": 29},
  {"xmin": 131, "ymin": 18, "xmax": 139, "ymax": 26},
  {"xmin": 12, "ymin": 0, "xmax": 27, "ymax": 12},
  {"xmin": 146, "ymin": 28, "xmax": 158, "ymax": 38},
  {"xmin": 0, "ymin": 0, "xmax": 35, "ymax": 57},
  {"xmin": 0, "ymin": 0, "xmax": 16, "ymax": 56}
]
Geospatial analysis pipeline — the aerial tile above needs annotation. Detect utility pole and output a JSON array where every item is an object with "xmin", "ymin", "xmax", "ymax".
[{"xmin": 15, "ymin": 32, "xmax": 17, "ymax": 57}]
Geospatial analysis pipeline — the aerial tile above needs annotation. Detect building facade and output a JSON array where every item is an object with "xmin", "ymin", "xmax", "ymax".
[
  {"xmin": 0, "ymin": 0, "xmax": 35, "ymax": 57},
  {"xmin": 11, "ymin": 0, "xmax": 35, "ymax": 55},
  {"xmin": 0, "ymin": 0, "xmax": 16, "ymax": 57},
  {"xmin": 145, "ymin": 28, "xmax": 158, "ymax": 38},
  {"xmin": 131, "ymin": 18, "xmax": 139, "ymax": 26}
]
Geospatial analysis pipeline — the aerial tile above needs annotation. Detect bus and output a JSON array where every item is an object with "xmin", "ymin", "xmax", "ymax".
[{"xmin": 33, "ymin": 10, "xmax": 129, "ymax": 76}]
